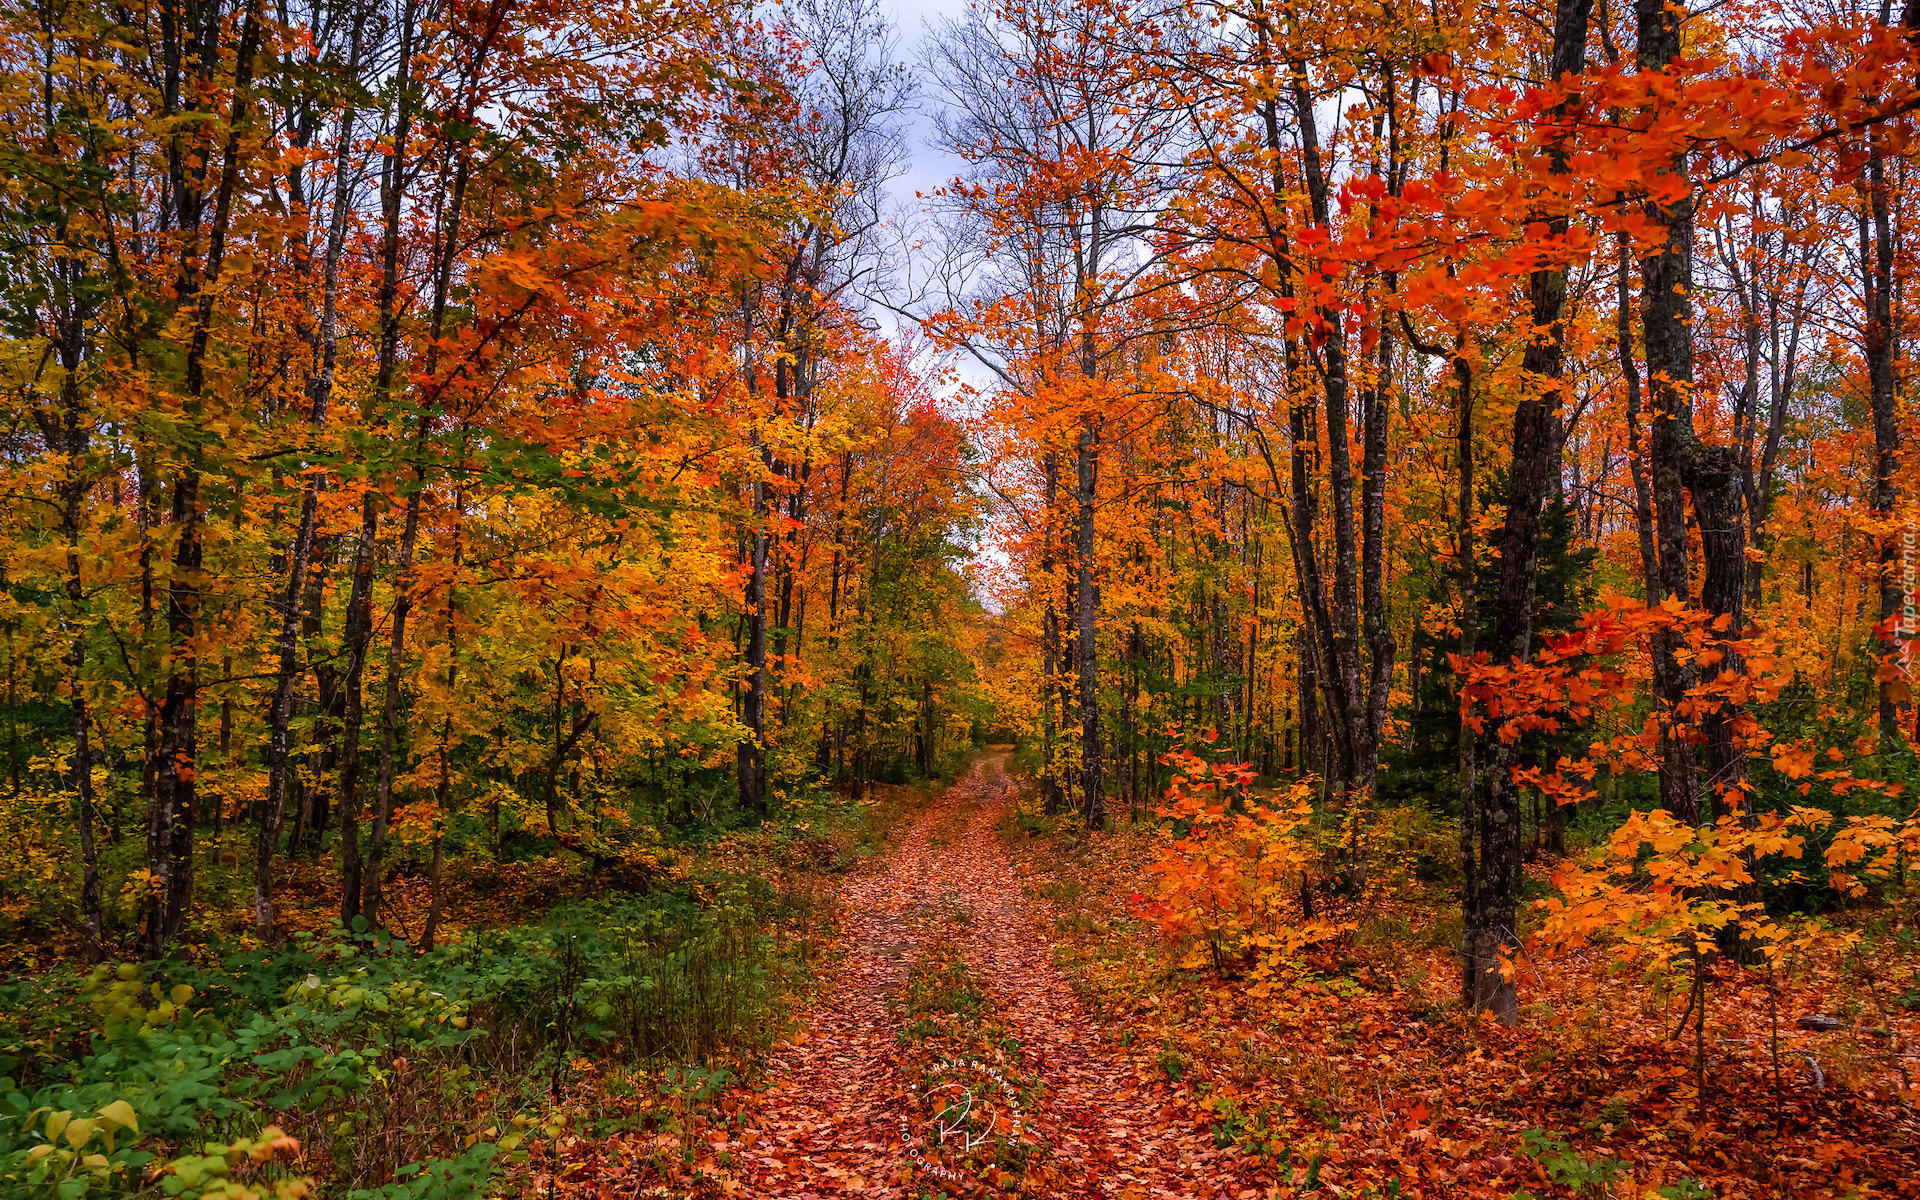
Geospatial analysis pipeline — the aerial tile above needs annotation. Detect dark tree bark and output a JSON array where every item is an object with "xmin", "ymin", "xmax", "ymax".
[
  {"xmin": 1075, "ymin": 402, "xmax": 1104, "ymax": 828},
  {"xmin": 1637, "ymin": 0, "xmax": 1751, "ymax": 829},
  {"xmin": 1637, "ymin": 0, "xmax": 1703, "ymax": 827},
  {"xmin": 1041, "ymin": 453, "xmax": 1064, "ymax": 814},
  {"xmin": 333, "ymin": 0, "xmax": 415, "ymax": 931},
  {"xmin": 739, "ymin": 431, "xmax": 769, "ymax": 821},
  {"xmin": 46, "ymin": 262, "xmax": 102, "ymax": 959},
  {"xmin": 420, "ymin": 460, "xmax": 467, "ymax": 953},
  {"xmin": 148, "ymin": 0, "xmax": 262, "ymax": 956},
  {"xmin": 1451, "ymin": 348, "xmax": 1478, "ymax": 1009},
  {"xmin": 27, "ymin": 14, "xmax": 107, "ymax": 954},
  {"xmin": 1864, "ymin": 101, "xmax": 1904, "ymax": 742},
  {"xmin": 334, "ymin": 495, "xmax": 378, "ymax": 928},
  {"xmin": 1466, "ymin": 0, "xmax": 1593, "ymax": 1025},
  {"xmin": 1263, "ymin": 56, "xmax": 1395, "ymax": 829},
  {"xmin": 292, "ymin": 534, "xmax": 339, "ymax": 858},
  {"xmin": 366, "ymin": 9, "xmax": 494, "ymax": 929}
]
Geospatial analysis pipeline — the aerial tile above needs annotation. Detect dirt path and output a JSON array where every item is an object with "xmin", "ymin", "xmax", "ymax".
[{"xmin": 735, "ymin": 753, "xmax": 1264, "ymax": 1198}]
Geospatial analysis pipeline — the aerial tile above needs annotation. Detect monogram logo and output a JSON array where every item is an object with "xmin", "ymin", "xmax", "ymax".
[{"xmin": 901, "ymin": 1057, "xmax": 1028, "ymax": 1182}]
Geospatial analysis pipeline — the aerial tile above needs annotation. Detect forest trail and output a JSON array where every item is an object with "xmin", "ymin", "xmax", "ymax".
[{"xmin": 735, "ymin": 752, "xmax": 1263, "ymax": 1198}]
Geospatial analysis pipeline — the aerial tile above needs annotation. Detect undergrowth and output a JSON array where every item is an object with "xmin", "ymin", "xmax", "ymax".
[
  {"xmin": 0, "ymin": 779, "xmax": 929, "ymax": 1200},
  {"xmin": 996, "ymin": 774, "xmax": 1920, "ymax": 1200}
]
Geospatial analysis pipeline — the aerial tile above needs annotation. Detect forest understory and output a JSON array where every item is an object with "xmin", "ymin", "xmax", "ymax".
[
  {"xmin": 1001, "ymin": 788, "xmax": 1920, "ymax": 1199},
  {"xmin": 5, "ymin": 753, "xmax": 1920, "ymax": 1199},
  {"xmin": 537, "ymin": 753, "xmax": 1920, "ymax": 1200}
]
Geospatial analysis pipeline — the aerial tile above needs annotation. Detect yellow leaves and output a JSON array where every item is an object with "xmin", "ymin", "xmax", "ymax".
[
  {"xmin": 162, "ymin": 1126, "xmax": 305, "ymax": 1198},
  {"xmin": 97, "ymin": 1100, "xmax": 139, "ymax": 1137},
  {"xmin": 19, "ymin": 1095, "xmax": 144, "ymax": 1166},
  {"xmin": 1538, "ymin": 800, "xmax": 1920, "ymax": 974},
  {"xmin": 1611, "ymin": 808, "xmax": 1692, "ymax": 858}
]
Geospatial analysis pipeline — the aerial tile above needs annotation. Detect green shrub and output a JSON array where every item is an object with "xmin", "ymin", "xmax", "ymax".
[{"xmin": 0, "ymin": 875, "xmax": 805, "ymax": 1199}]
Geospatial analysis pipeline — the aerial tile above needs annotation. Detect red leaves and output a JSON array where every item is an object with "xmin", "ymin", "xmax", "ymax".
[{"xmin": 1136, "ymin": 747, "xmax": 1347, "ymax": 987}]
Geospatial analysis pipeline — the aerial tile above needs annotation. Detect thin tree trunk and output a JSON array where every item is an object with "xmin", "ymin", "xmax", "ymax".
[
  {"xmin": 741, "ymin": 443, "xmax": 769, "ymax": 821},
  {"xmin": 255, "ymin": 56, "xmax": 358, "ymax": 936},
  {"xmin": 1865, "ymin": 101, "xmax": 1904, "ymax": 743},
  {"xmin": 359, "ymin": 0, "xmax": 427, "ymax": 927},
  {"xmin": 1451, "ymin": 347, "xmax": 1479, "ymax": 1009},
  {"xmin": 1075, "ymin": 406, "xmax": 1103, "ymax": 829},
  {"xmin": 1042, "ymin": 451, "xmax": 1063, "ymax": 813},
  {"xmin": 335, "ymin": 496, "xmax": 378, "ymax": 928},
  {"xmin": 1638, "ymin": 0, "xmax": 1703, "ymax": 828},
  {"xmin": 148, "ymin": 0, "xmax": 263, "ymax": 955},
  {"xmin": 421, "ymin": 445, "xmax": 469, "ymax": 953},
  {"xmin": 1618, "ymin": 236, "xmax": 1661, "ymax": 603},
  {"xmin": 54, "ymin": 298, "xmax": 102, "ymax": 959},
  {"xmin": 295, "ymin": 535, "xmax": 338, "ymax": 858}
]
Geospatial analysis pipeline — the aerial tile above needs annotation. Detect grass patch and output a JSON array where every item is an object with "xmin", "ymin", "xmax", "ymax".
[{"xmin": 892, "ymin": 941, "xmax": 1048, "ymax": 1195}]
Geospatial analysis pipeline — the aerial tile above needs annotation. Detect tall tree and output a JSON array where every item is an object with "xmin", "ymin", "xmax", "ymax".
[
  {"xmin": 1465, "ymin": 0, "xmax": 1596, "ymax": 1025},
  {"xmin": 924, "ymin": 0, "xmax": 1172, "ymax": 827}
]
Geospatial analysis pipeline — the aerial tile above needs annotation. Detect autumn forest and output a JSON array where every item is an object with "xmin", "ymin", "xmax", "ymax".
[{"xmin": 3, "ymin": 0, "xmax": 1920, "ymax": 1193}]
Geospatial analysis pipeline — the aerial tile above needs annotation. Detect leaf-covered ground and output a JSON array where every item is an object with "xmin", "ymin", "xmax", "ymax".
[
  {"xmin": 551, "ymin": 752, "xmax": 1268, "ymax": 1196},
  {"xmin": 998, "ymin": 806, "xmax": 1920, "ymax": 1200},
  {"xmin": 540, "ymin": 757, "xmax": 1920, "ymax": 1198}
]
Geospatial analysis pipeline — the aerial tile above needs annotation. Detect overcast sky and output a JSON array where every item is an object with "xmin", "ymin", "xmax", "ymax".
[
  {"xmin": 870, "ymin": 0, "xmax": 1002, "ymax": 583},
  {"xmin": 876, "ymin": 0, "xmax": 970, "ymax": 228}
]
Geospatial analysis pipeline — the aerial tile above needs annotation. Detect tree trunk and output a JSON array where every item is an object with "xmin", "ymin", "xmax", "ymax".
[
  {"xmin": 354, "ymin": 0, "xmax": 418, "ymax": 927},
  {"xmin": 52, "ymin": 293, "xmax": 102, "ymax": 959},
  {"xmin": 1467, "ymin": 0, "xmax": 1593, "ymax": 1025},
  {"xmin": 295, "ymin": 535, "xmax": 338, "ymax": 858},
  {"xmin": 1075, "ymin": 409, "xmax": 1104, "ymax": 828},
  {"xmin": 1637, "ymin": 0, "xmax": 1704, "ymax": 828},
  {"xmin": 335, "ymin": 495, "xmax": 379, "ymax": 928},
  {"xmin": 1042, "ymin": 451, "xmax": 1063, "ymax": 814},
  {"xmin": 1618, "ymin": 235, "xmax": 1661, "ymax": 603},
  {"xmin": 421, "ymin": 458, "xmax": 468, "ymax": 953},
  {"xmin": 256, "ymin": 73, "xmax": 357, "ymax": 936},
  {"xmin": 147, "ymin": 0, "xmax": 261, "ymax": 958},
  {"xmin": 740, "ymin": 453, "xmax": 769, "ymax": 821},
  {"xmin": 1865, "ymin": 113, "xmax": 1904, "ymax": 742},
  {"xmin": 148, "ymin": 471, "xmax": 202, "ymax": 957},
  {"xmin": 1451, "ymin": 348, "xmax": 1479, "ymax": 1009}
]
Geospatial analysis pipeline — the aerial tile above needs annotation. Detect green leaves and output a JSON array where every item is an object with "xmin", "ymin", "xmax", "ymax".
[
  {"xmin": 1, "ymin": 1091, "xmax": 158, "ymax": 1196},
  {"xmin": 1517, "ymin": 1128, "xmax": 1629, "ymax": 1196}
]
